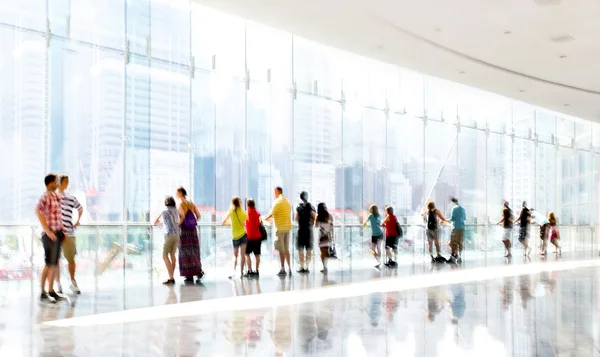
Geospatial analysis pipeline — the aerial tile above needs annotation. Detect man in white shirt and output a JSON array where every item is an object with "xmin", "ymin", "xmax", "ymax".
[{"xmin": 55, "ymin": 174, "xmax": 84, "ymax": 294}]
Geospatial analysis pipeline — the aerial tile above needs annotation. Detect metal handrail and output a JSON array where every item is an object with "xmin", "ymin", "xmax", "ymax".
[{"xmin": 0, "ymin": 223, "xmax": 592, "ymax": 228}]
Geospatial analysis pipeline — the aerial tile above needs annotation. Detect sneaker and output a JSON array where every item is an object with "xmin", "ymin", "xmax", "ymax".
[
  {"xmin": 244, "ymin": 271, "xmax": 253, "ymax": 278},
  {"xmin": 430, "ymin": 256, "xmax": 436, "ymax": 263},
  {"xmin": 320, "ymin": 268, "xmax": 328, "ymax": 274},
  {"xmin": 48, "ymin": 291, "xmax": 63, "ymax": 301},
  {"xmin": 41, "ymin": 293, "xmax": 57, "ymax": 304},
  {"xmin": 277, "ymin": 269, "xmax": 286, "ymax": 276},
  {"xmin": 56, "ymin": 282, "xmax": 63, "ymax": 294},
  {"xmin": 254, "ymin": 270, "xmax": 260, "ymax": 278},
  {"xmin": 297, "ymin": 268, "xmax": 306, "ymax": 273},
  {"xmin": 184, "ymin": 277, "xmax": 194, "ymax": 283},
  {"xmin": 288, "ymin": 270, "xmax": 293, "ymax": 277},
  {"xmin": 162, "ymin": 279, "xmax": 175, "ymax": 285},
  {"xmin": 70, "ymin": 283, "xmax": 81, "ymax": 294}
]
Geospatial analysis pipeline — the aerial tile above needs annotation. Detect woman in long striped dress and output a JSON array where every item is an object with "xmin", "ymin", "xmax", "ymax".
[{"xmin": 176, "ymin": 187, "xmax": 204, "ymax": 283}]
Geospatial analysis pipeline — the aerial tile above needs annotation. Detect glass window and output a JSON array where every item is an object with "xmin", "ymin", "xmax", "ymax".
[
  {"xmin": 361, "ymin": 108, "xmax": 387, "ymax": 210},
  {"xmin": 125, "ymin": 55, "xmax": 151, "ymax": 222},
  {"xmin": 293, "ymin": 94, "xmax": 341, "ymax": 208},
  {"xmin": 487, "ymin": 133, "xmax": 512, "ymax": 222},
  {"xmin": 425, "ymin": 120, "xmax": 458, "ymax": 216},
  {"xmin": 68, "ymin": 0, "xmax": 126, "ymax": 49},
  {"xmin": 557, "ymin": 116, "xmax": 575, "ymax": 147},
  {"xmin": 191, "ymin": 5, "xmax": 245, "ymax": 77},
  {"xmin": 151, "ymin": 0, "xmax": 190, "ymax": 65},
  {"xmin": 512, "ymin": 101, "xmax": 535, "ymax": 139},
  {"xmin": 0, "ymin": 0, "xmax": 46, "ymax": 31},
  {"xmin": 294, "ymin": 37, "xmax": 342, "ymax": 99},
  {"xmin": 0, "ymin": 30, "xmax": 47, "ymax": 224},
  {"xmin": 398, "ymin": 69, "xmax": 424, "ymax": 117},
  {"xmin": 246, "ymin": 23, "xmax": 292, "ymax": 88},
  {"xmin": 48, "ymin": 40, "xmax": 125, "ymax": 222},
  {"xmin": 535, "ymin": 110, "xmax": 556, "ymax": 144},
  {"xmin": 458, "ymin": 128, "xmax": 487, "ymax": 224},
  {"xmin": 424, "ymin": 77, "xmax": 458, "ymax": 122}
]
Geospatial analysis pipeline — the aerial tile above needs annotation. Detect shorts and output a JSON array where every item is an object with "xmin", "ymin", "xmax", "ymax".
[
  {"xmin": 62, "ymin": 235, "xmax": 77, "ymax": 263},
  {"xmin": 163, "ymin": 234, "xmax": 180, "ymax": 255},
  {"xmin": 296, "ymin": 228, "xmax": 313, "ymax": 250},
  {"xmin": 371, "ymin": 234, "xmax": 384, "ymax": 244},
  {"xmin": 426, "ymin": 229, "xmax": 439, "ymax": 242},
  {"xmin": 42, "ymin": 231, "xmax": 64, "ymax": 266},
  {"xmin": 274, "ymin": 231, "xmax": 291, "ymax": 253},
  {"xmin": 502, "ymin": 228, "xmax": 512, "ymax": 241},
  {"xmin": 232, "ymin": 235, "xmax": 248, "ymax": 248},
  {"xmin": 246, "ymin": 239, "xmax": 262, "ymax": 255},
  {"xmin": 518, "ymin": 226, "xmax": 529, "ymax": 242},
  {"xmin": 450, "ymin": 229, "xmax": 464, "ymax": 246},
  {"xmin": 385, "ymin": 236, "xmax": 399, "ymax": 249},
  {"xmin": 540, "ymin": 224, "xmax": 548, "ymax": 240}
]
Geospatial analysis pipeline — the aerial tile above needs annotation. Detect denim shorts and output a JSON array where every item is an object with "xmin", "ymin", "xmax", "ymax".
[{"xmin": 232, "ymin": 235, "xmax": 248, "ymax": 248}]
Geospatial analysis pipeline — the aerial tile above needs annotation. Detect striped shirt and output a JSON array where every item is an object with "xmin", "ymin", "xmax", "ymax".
[
  {"xmin": 270, "ymin": 195, "xmax": 292, "ymax": 233},
  {"xmin": 60, "ymin": 192, "xmax": 82, "ymax": 236}
]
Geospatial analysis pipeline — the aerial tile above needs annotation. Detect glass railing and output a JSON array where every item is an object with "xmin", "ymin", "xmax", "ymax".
[{"xmin": 0, "ymin": 223, "xmax": 597, "ymax": 284}]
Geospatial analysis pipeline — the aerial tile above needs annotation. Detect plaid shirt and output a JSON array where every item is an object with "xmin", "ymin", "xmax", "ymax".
[{"xmin": 36, "ymin": 191, "xmax": 64, "ymax": 234}]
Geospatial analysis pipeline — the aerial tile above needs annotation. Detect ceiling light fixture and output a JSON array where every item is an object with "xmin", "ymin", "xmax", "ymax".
[
  {"xmin": 504, "ymin": 30, "xmax": 512, "ymax": 35},
  {"xmin": 519, "ymin": 89, "xmax": 526, "ymax": 93},
  {"xmin": 564, "ymin": 103, "xmax": 570, "ymax": 107},
  {"xmin": 559, "ymin": 54, "xmax": 568, "ymax": 59},
  {"xmin": 459, "ymin": 71, "xmax": 465, "ymax": 74}
]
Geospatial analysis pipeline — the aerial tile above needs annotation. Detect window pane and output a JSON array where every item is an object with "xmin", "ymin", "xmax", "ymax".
[
  {"xmin": 48, "ymin": 40, "xmax": 125, "ymax": 222},
  {"xmin": 0, "ymin": 30, "xmax": 47, "ymax": 223},
  {"xmin": 246, "ymin": 23, "xmax": 292, "ymax": 88},
  {"xmin": 69, "ymin": 0, "xmax": 126, "ymax": 49},
  {"xmin": 0, "ymin": 0, "xmax": 46, "ymax": 31}
]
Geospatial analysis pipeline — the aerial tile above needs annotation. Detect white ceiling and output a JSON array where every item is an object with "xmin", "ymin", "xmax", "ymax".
[{"xmin": 194, "ymin": 0, "xmax": 600, "ymax": 122}]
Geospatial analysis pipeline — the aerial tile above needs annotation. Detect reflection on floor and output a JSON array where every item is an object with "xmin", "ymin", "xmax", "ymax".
[{"xmin": 2, "ymin": 253, "xmax": 600, "ymax": 356}]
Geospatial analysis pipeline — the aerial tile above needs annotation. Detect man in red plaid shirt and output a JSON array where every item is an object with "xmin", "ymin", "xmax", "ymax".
[{"xmin": 35, "ymin": 173, "xmax": 65, "ymax": 303}]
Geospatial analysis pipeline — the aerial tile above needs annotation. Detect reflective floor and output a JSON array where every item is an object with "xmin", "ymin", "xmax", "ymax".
[{"xmin": 2, "ymin": 252, "xmax": 600, "ymax": 356}]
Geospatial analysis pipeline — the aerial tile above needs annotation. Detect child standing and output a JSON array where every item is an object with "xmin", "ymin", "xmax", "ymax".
[
  {"xmin": 363, "ymin": 204, "xmax": 384, "ymax": 268},
  {"xmin": 547, "ymin": 212, "xmax": 561, "ymax": 255},
  {"xmin": 382, "ymin": 206, "xmax": 399, "ymax": 267},
  {"xmin": 154, "ymin": 196, "xmax": 180, "ymax": 285}
]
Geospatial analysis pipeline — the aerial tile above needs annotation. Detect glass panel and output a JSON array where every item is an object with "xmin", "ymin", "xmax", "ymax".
[
  {"xmin": 0, "ymin": 30, "xmax": 47, "ymax": 224},
  {"xmin": 458, "ymin": 128, "xmax": 486, "ymax": 225},
  {"xmin": 513, "ymin": 101, "xmax": 535, "ymax": 139},
  {"xmin": 246, "ymin": 23, "xmax": 292, "ymax": 88},
  {"xmin": 361, "ymin": 108, "xmax": 387, "ymax": 211},
  {"xmin": 424, "ymin": 77, "xmax": 458, "ymax": 122},
  {"xmin": 292, "ymin": 94, "xmax": 341, "ymax": 207},
  {"xmin": 126, "ymin": 0, "xmax": 150, "ymax": 56},
  {"xmin": 340, "ymin": 99, "xmax": 363, "ymax": 222},
  {"xmin": 294, "ymin": 37, "xmax": 342, "ymax": 99},
  {"xmin": 149, "ymin": 61, "xmax": 191, "ymax": 219},
  {"xmin": 69, "ymin": 0, "xmax": 126, "ymax": 49},
  {"xmin": 424, "ymin": 120, "xmax": 457, "ymax": 217},
  {"xmin": 150, "ymin": 0, "xmax": 190, "ymax": 64},
  {"xmin": 48, "ymin": 40, "xmax": 125, "ymax": 222},
  {"xmin": 0, "ymin": 0, "xmax": 46, "ymax": 31},
  {"xmin": 126, "ymin": 55, "xmax": 151, "ymax": 222},
  {"xmin": 487, "ymin": 133, "xmax": 512, "ymax": 252},
  {"xmin": 398, "ymin": 69, "xmax": 424, "ymax": 117},
  {"xmin": 191, "ymin": 5, "xmax": 245, "ymax": 77},
  {"xmin": 536, "ymin": 110, "xmax": 556, "ymax": 144},
  {"xmin": 557, "ymin": 116, "xmax": 575, "ymax": 147}
]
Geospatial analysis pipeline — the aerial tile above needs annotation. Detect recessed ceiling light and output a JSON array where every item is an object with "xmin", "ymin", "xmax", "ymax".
[
  {"xmin": 434, "ymin": 27, "xmax": 442, "ymax": 32},
  {"xmin": 559, "ymin": 54, "xmax": 568, "ymax": 59},
  {"xmin": 519, "ymin": 89, "xmax": 526, "ymax": 93},
  {"xmin": 504, "ymin": 30, "xmax": 512, "ymax": 35},
  {"xmin": 377, "ymin": 44, "xmax": 385, "ymax": 50},
  {"xmin": 459, "ymin": 71, "xmax": 466, "ymax": 74},
  {"xmin": 564, "ymin": 103, "xmax": 570, "ymax": 107},
  {"xmin": 550, "ymin": 34, "xmax": 574, "ymax": 43}
]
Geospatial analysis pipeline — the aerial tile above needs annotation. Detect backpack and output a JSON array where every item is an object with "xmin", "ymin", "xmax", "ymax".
[
  {"xmin": 298, "ymin": 203, "xmax": 313, "ymax": 226},
  {"xmin": 395, "ymin": 221, "xmax": 404, "ymax": 238},
  {"xmin": 427, "ymin": 210, "xmax": 438, "ymax": 230},
  {"xmin": 259, "ymin": 219, "xmax": 268, "ymax": 241}
]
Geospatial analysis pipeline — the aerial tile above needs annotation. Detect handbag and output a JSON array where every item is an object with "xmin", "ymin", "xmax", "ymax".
[
  {"xmin": 259, "ymin": 219, "xmax": 268, "ymax": 241},
  {"xmin": 328, "ymin": 244, "xmax": 337, "ymax": 259}
]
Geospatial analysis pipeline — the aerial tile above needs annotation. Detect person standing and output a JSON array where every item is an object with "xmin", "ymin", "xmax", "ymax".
[
  {"xmin": 422, "ymin": 201, "xmax": 448, "ymax": 262},
  {"xmin": 363, "ymin": 204, "xmax": 384, "ymax": 268},
  {"xmin": 295, "ymin": 191, "xmax": 316, "ymax": 274},
  {"xmin": 221, "ymin": 197, "xmax": 248, "ymax": 279},
  {"xmin": 497, "ymin": 201, "xmax": 514, "ymax": 258},
  {"xmin": 264, "ymin": 187, "xmax": 292, "ymax": 276},
  {"xmin": 245, "ymin": 198, "xmax": 262, "ymax": 277},
  {"xmin": 530, "ymin": 208, "xmax": 550, "ymax": 256},
  {"xmin": 35, "ymin": 174, "xmax": 65, "ymax": 303},
  {"xmin": 547, "ymin": 212, "xmax": 561, "ymax": 255},
  {"xmin": 55, "ymin": 174, "xmax": 84, "ymax": 294},
  {"xmin": 382, "ymin": 206, "xmax": 399, "ymax": 267},
  {"xmin": 176, "ymin": 187, "xmax": 204, "ymax": 283},
  {"xmin": 449, "ymin": 197, "xmax": 466, "ymax": 263},
  {"xmin": 516, "ymin": 201, "xmax": 532, "ymax": 256},
  {"xmin": 155, "ymin": 196, "xmax": 180, "ymax": 285},
  {"xmin": 315, "ymin": 203, "xmax": 333, "ymax": 274}
]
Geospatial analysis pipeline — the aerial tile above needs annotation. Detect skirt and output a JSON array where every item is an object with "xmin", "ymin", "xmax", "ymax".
[{"xmin": 178, "ymin": 226, "xmax": 203, "ymax": 277}]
